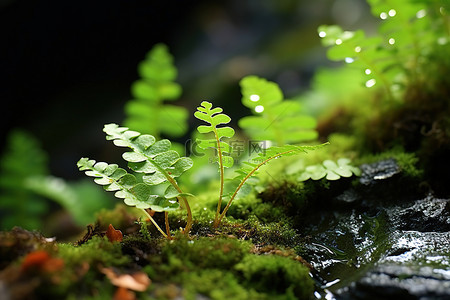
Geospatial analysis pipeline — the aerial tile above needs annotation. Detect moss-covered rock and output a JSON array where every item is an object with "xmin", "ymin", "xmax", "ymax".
[{"xmin": 235, "ymin": 254, "xmax": 314, "ymax": 299}]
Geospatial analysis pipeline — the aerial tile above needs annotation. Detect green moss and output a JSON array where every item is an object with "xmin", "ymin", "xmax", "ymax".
[
  {"xmin": 58, "ymin": 236, "xmax": 128, "ymax": 267},
  {"xmin": 225, "ymin": 194, "xmax": 286, "ymax": 224},
  {"xmin": 159, "ymin": 236, "xmax": 251, "ymax": 273},
  {"xmin": 45, "ymin": 236, "xmax": 128, "ymax": 298},
  {"xmin": 95, "ymin": 203, "xmax": 142, "ymax": 230},
  {"xmin": 181, "ymin": 269, "xmax": 264, "ymax": 300},
  {"xmin": 235, "ymin": 254, "xmax": 314, "ymax": 300},
  {"xmin": 139, "ymin": 233, "xmax": 313, "ymax": 300},
  {"xmin": 356, "ymin": 148, "xmax": 423, "ymax": 179}
]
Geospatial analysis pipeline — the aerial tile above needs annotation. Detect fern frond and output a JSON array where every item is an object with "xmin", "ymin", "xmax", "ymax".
[
  {"xmin": 233, "ymin": 144, "xmax": 328, "ymax": 183},
  {"xmin": 318, "ymin": 0, "xmax": 431, "ymax": 99},
  {"xmin": 78, "ymin": 124, "xmax": 194, "ymax": 237},
  {"xmin": 124, "ymin": 43, "xmax": 188, "ymax": 138},
  {"xmin": 103, "ymin": 123, "xmax": 193, "ymax": 188},
  {"xmin": 194, "ymin": 101, "xmax": 236, "ymax": 224},
  {"xmin": 239, "ymin": 76, "xmax": 318, "ymax": 145},
  {"xmin": 77, "ymin": 158, "xmax": 179, "ymax": 212},
  {"xmin": 216, "ymin": 143, "xmax": 329, "ymax": 227},
  {"xmin": 0, "ymin": 130, "xmax": 49, "ymax": 230},
  {"xmin": 194, "ymin": 101, "xmax": 235, "ymax": 168}
]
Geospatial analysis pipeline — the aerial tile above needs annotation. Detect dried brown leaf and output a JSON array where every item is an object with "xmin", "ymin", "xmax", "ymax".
[{"xmin": 101, "ymin": 268, "xmax": 151, "ymax": 292}]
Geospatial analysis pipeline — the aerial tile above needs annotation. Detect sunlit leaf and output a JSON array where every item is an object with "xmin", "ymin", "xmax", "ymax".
[
  {"xmin": 239, "ymin": 76, "xmax": 318, "ymax": 145},
  {"xmin": 194, "ymin": 101, "xmax": 235, "ymax": 168},
  {"xmin": 124, "ymin": 43, "xmax": 188, "ymax": 138}
]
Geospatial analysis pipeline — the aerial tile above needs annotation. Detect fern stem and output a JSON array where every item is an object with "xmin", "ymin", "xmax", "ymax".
[
  {"xmin": 164, "ymin": 212, "xmax": 173, "ymax": 239},
  {"xmin": 180, "ymin": 195, "xmax": 193, "ymax": 234},
  {"xmin": 212, "ymin": 127, "xmax": 225, "ymax": 227},
  {"xmin": 164, "ymin": 175, "xmax": 192, "ymax": 235},
  {"xmin": 142, "ymin": 209, "xmax": 168, "ymax": 238},
  {"xmin": 215, "ymin": 149, "xmax": 299, "ymax": 228}
]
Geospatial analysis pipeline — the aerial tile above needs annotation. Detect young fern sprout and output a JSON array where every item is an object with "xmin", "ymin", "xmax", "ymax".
[
  {"xmin": 195, "ymin": 101, "xmax": 326, "ymax": 228},
  {"xmin": 194, "ymin": 101, "xmax": 235, "ymax": 227},
  {"xmin": 77, "ymin": 124, "xmax": 193, "ymax": 239}
]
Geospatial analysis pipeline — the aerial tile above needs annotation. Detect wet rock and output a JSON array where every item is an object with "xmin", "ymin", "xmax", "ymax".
[
  {"xmin": 300, "ymin": 209, "xmax": 391, "ymax": 279},
  {"xmin": 356, "ymin": 159, "xmax": 424, "ymax": 202},
  {"xmin": 333, "ymin": 189, "xmax": 361, "ymax": 206},
  {"xmin": 359, "ymin": 159, "xmax": 400, "ymax": 186},
  {"xmin": 299, "ymin": 192, "xmax": 450, "ymax": 299},
  {"xmin": 336, "ymin": 263, "xmax": 450, "ymax": 300},
  {"xmin": 390, "ymin": 196, "xmax": 450, "ymax": 232}
]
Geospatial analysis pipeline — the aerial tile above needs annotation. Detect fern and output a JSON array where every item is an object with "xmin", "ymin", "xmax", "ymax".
[
  {"xmin": 78, "ymin": 124, "xmax": 194, "ymax": 238},
  {"xmin": 124, "ymin": 43, "xmax": 188, "ymax": 139},
  {"xmin": 0, "ymin": 130, "xmax": 49, "ymax": 230},
  {"xmin": 238, "ymin": 76, "xmax": 318, "ymax": 145},
  {"xmin": 77, "ymin": 159, "xmax": 179, "ymax": 211},
  {"xmin": 318, "ymin": 0, "xmax": 441, "ymax": 100},
  {"xmin": 214, "ymin": 144, "xmax": 328, "ymax": 226},
  {"xmin": 195, "ymin": 101, "xmax": 325, "ymax": 227},
  {"xmin": 194, "ymin": 101, "xmax": 235, "ymax": 224}
]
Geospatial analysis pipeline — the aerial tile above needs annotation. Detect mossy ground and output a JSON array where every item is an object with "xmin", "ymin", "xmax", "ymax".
[{"xmin": 0, "ymin": 193, "xmax": 315, "ymax": 300}]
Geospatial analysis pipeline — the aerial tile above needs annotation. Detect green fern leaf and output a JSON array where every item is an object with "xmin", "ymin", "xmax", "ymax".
[
  {"xmin": 0, "ymin": 130, "xmax": 49, "ymax": 230},
  {"xmin": 103, "ymin": 124, "xmax": 193, "ymax": 186},
  {"xmin": 318, "ymin": 25, "xmax": 397, "ymax": 89},
  {"xmin": 77, "ymin": 158, "xmax": 179, "ymax": 212},
  {"xmin": 194, "ymin": 101, "xmax": 235, "ymax": 168},
  {"xmin": 216, "ymin": 143, "xmax": 327, "ymax": 226},
  {"xmin": 124, "ymin": 43, "xmax": 188, "ymax": 138},
  {"xmin": 239, "ymin": 76, "xmax": 318, "ymax": 145},
  {"xmin": 297, "ymin": 158, "xmax": 361, "ymax": 181},
  {"xmin": 318, "ymin": 0, "xmax": 432, "ymax": 99},
  {"xmin": 231, "ymin": 144, "xmax": 328, "ymax": 194},
  {"xmin": 231, "ymin": 144, "xmax": 324, "ymax": 191}
]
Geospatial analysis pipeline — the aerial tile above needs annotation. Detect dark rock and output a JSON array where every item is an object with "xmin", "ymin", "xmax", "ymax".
[
  {"xmin": 355, "ymin": 158, "xmax": 424, "ymax": 202},
  {"xmin": 336, "ymin": 264, "xmax": 450, "ymax": 300},
  {"xmin": 333, "ymin": 189, "xmax": 361, "ymax": 207},
  {"xmin": 359, "ymin": 159, "xmax": 401, "ymax": 186},
  {"xmin": 299, "ymin": 192, "xmax": 450, "ymax": 299},
  {"xmin": 390, "ymin": 196, "xmax": 450, "ymax": 232}
]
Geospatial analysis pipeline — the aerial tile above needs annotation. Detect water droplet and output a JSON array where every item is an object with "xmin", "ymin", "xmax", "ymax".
[
  {"xmin": 345, "ymin": 57, "xmax": 354, "ymax": 63},
  {"xmin": 380, "ymin": 12, "xmax": 388, "ymax": 19},
  {"xmin": 355, "ymin": 46, "xmax": 361, "ymax": 53},
  {"xmin": 391, "ymin": 84, "xmax": 401, "ymax": 92},
  {"xmin": 319, "ymin": 31, "xmax": 326, "ymax": 38},
  {"xmin": 416, "ymin": 9, "xmax": 426, "ymax": 18},
  {"xmin": 365, "ymin": 69, "xmax": 372, "ymax": 75},
  {"xmin": 365, "ymin": 79, "xmax": 376, "ymax": 88},
  {"xmin": 388, "ymin": 38, "xmax": 395, "ymax": 45},
  {"xmin": 438, "ymin": 37, "xmax": 448, "ymax": 45},
  {"xmin": 250, "ymin": 94, "xmax": 260, "ymax": 102},
  {"xmin": 255, "ymin": 105, "xmax": 264, "ymax": 113},
  {"xmin": 335, "ymin": 39, "xmax": 342, "ymax": 45},
  {"xmin": 388, "ymin": 9, "xmax": 396, "ymax": 17}
]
